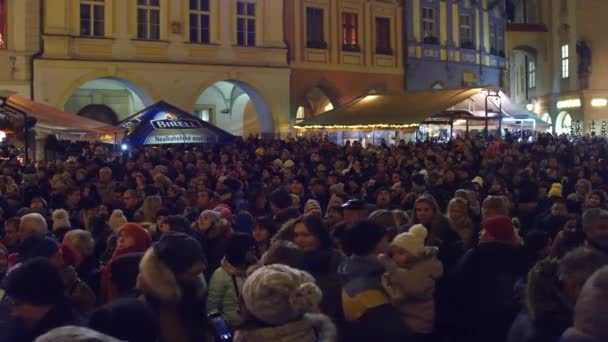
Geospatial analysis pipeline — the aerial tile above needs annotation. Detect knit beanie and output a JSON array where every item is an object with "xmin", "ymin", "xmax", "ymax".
[
  {"xmin": 19, "ymin": 236, "xmax": 60, "ymax": 262},
  {"xmin": 213, "ymin": 205, "xmax": 233, "ymax": 222},
  {"xmin": 242, "ymin": 264, "xmax": 322, "ymax": 325},
  {"xmin": 52, "ymin": 209, "xmax": 71, "ymax": 230},
  {"xmin": 153, "ymin": 232, "xmax": 205, "ymax": 274},
  {"xmin": 116, "ymin": 223, "xmax": 152, "ymax": 252},
  {"xmin": 345, "ymin": 220, "xmax": 387, "ymax": 256},
  {"xmin": 34, "ymin": 326, "xmax": 124, "ymax": 342},
  {"xmin": 109, "ymin": 210, "xmax": 128, "ymax": 232},
  {"xmin": 391, "ymin": 224, "xmax": 428, "ymax": 256},
  {"xmin": 481, "ymin": 215, "xmax": 516, "ymax": 244},
  {"xmin": 304, "ymin": 199, "xmax": 322, "ymax": 217},
  {"xmin": 5, "ymin": 258, "xmax": 65, "ymax": 306},
  {"xmin": 199, "ymin": 209, "xmax": 221, "ymax": 223},
  {"xmin": 548, "ymin": 183, "xmax": 563, "ymax": 198}
]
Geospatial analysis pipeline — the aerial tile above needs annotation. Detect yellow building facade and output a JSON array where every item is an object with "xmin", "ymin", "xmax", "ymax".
[
  {"xmin": 508, "ymin": 0, "xmax": 608, "ymax": 135},
  {"xmin": 1, "ymin": 0, "xmax": 291, "ymax": 137}
]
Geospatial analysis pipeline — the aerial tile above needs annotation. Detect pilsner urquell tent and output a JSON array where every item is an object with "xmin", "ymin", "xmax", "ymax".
[{"xmin": 120, "ymin": 101, "xmax": 235, "ymax": 146}]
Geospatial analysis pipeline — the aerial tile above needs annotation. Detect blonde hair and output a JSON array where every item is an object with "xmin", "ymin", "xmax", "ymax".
[{"xmin": 142, "ymin": 196, "xmax": 162, "ymax": 223}]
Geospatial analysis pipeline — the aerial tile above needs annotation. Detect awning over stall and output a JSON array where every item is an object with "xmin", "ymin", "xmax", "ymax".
[
  {"xmin": 294, "ymin": 87, "xmax": 488, "ymax": 130},
  {"xmin": 0, "ymin": 94, "xmax": 120, "ymax": 136},
  {"xmin": 120, "ymin": 101, "xmax": 236, "ymax": 145}
]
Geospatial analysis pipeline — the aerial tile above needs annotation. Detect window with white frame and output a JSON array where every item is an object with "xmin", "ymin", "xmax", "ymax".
[
  {"xmin": 561, "ymin": 44, "xmax": 569, "ymax": 78},
  {"xmin": 528, "ymin": 59, "xmax": 536, "ymax": 88},
  {"xmin": 460, "ymin": 15, "xmax": 473, "ymax": 48},
  {"xmin": 236, "ymin": 1, "xmax": 255, "ymax": 46},
  {"xmin": 422, "ymin": 7, "xmax": 436, "ymax": 42},
  {"xmin": 189, "ymin": 0, "xmax": 210, "ymax": 44},
  {"xmin": 137, "ymin": 0, "xmax": 160, "ymax": 40},
  {"xmin": 80, "ymin": 0, "xmax": 105, "ymax": 37}
]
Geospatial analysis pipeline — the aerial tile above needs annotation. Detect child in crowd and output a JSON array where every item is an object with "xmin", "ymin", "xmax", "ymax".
[{"xmin": 380, "ymin": 224, "xmax": 444, "ymax": 341}]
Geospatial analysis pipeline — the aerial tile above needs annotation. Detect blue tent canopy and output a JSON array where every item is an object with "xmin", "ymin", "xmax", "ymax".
[{"xmin": 119, "ymin": 101, "xmax": 236, "ymax": 145}]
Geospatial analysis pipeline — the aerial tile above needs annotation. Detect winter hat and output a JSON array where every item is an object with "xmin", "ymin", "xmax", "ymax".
[
  {"xmin": 548, "ymin": 183, "xmax": 563, "ymax": 198},
  {"xmin": 116, "ymin": 223, "xmax": 152, "ymax": 252},
  {"xmin": 304, "ymin": 199, "xmax": 322, "ymax": 217},
  {"xmin": 284, "ymin": 160, "xmax": 295, "ymax": 168},
  {"xmin": 34, "ymin": 326, "xmax": 124, "ymax": 342},
  {"xmin": 52, "ymin": 209, "xmax": 71, "ymax": 230},
  {"xmin": 199, "ymin": 209, "xmax": 221, "ymax": 223},
  {"xmin": 391, "ymin": 224, "xmax": 428, "ymax": 256},
  {"xmin": 153, "ymin": 232, "xmax": 205, "ymax": 274},
  {"xmin": 255, "ymin": 147, "xmax": 265, "ymax": 157},
  {"xmin": 5, "ymin": 258, "xmax": 65, "ymax": 306},
  {"xmin": 472, "ymin": 176, "xmax": 484, "ymax": 187},
  {"xmin": 109, "ymin": 210, "xmax": 128, "ymax": 232},
  {"xmin": 273, "ymin": 159, "xmax": 284, "ymax": 168},
  {"xmin": 481, "ymin": 215, "xmax": 516, "ymax": 244},
  {"xmin": 89, "ymin": 299, "xmax": 160, "ymax": 342},
  {"xmin": 329, "ymin": 183, "xmax": 345, "ymax": 195},
  {"xmin": 19, "ymin": 236, "xmax": 60, "ymax": 262},
  {"xmin": 225, "ymin": 233, "xmax": 256, "ymax": 267},
  {"xmin": 213, "ymin": 205, "xmax": 234, "ymax": 222},
  {"xmin": 242, "ymin": 264, "xmax": 322, "ymax": 325}
]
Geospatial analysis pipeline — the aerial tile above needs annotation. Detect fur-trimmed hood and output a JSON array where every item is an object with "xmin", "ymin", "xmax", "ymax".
[
  {"xmin": 234, "ymin": 313, "xmax": 336, "ymax": 342},
  {"xmin": 137, "ymin": 248, "xmax": 207, "ymax": 304}
]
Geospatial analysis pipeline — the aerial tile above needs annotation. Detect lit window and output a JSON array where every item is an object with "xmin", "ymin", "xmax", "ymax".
[
  {"xmin": 561, "ymin": 44, "xmax": 569, "ymax": 78},
  {"xmin": 375, "ymin": 17, "xmax": 391, "ymax": 55},
  {"xmin": 236, "ymin": 1, "xmax": 255, "ymax": 46},
  {"xmin": 0, "ymin": 0, "xmax": 6, "ymax": 48},
  {"xmin": 189, "ymin": 0, "xmax": 210, "ymax": 44},
  {"xmin": 137, "ymin": 0, "xmax": 160, "ymax": 40},
  {"xmin": 422, "ymin": 7, "xmax": 436, "ymax": 40},
  {"xmin": 460, "ymin": 14, "xmax": 473, "ymax": 49},
  {"xmin": 306, "ymin": 8, "xmax": 325, "ymax": 49},
  {"xmin": 528, "ymin": 60, "xmax": 536, "ymax": 88},
  {"xmin": 80, "ymin": 0, "xmax": 105, "ymax": 37},
  {"xmin": 342, "ymin": 12, "xmax": 359, "ymax": 50},
  {"xmin": 296, "ymin": 106, "xmax": 305, "ymax": 123}
]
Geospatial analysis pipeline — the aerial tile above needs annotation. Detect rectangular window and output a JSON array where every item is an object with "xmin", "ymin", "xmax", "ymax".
[
  {"xmin": 342, "ymin": 12, "xmax": 359, "ymax": 50},
  {"xmin": 236, "ymin": 1, "xmax": 255, "ymax": 46},
  {"xmin": 460, "ymin": 14, "xmax": 474, "ymax": 49},
  {"xmin": 80, "ymin": 0, "xmax": 105, "ymax": 37},
  {"xmin": 561, "ymin": 44, "xmax": 569, "ymax": 78},
  {"xmin": 422, "ymin": 7, "xmax": 436, "ymax": 42},
  {"xmin": 375, "ymin": 17, "xmax": 391, "ymax": 55},
  {"xmin": 497, "ymin": 26, "xmax": 504, "ymax": 56},
  {"xmin": 137, "ymin": 0, "xmax": 160, "ymax": 40},
  {"xmin": 0, "ymin": 0, "xmax": 6, "ymax": 49},
  {"xmin": 189, "ymin": 0, "xmax": 210, "ymax": 44},
  {"xmin": 306, "ymin": 7, "xmax": 325, "ymax": 49},
  {"xmin": 489, "ymin": 22, "xmax": 496, "ymax": 54},
  {"xmin": 528, "ymin": 60, "xmax": 536, "ymax": 88}
]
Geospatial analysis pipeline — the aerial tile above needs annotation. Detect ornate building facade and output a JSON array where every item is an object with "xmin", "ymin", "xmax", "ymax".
[
  {"xmin": 285, "ymin": 0, "xmax": 405, "ymax": 122},
  {"xmin": 508, "ymin": 0, "xmax": 608, "ymax": 135},
  {"xmin": 405, "ymin": 0, "xmax": 506, "ymax": 90}
]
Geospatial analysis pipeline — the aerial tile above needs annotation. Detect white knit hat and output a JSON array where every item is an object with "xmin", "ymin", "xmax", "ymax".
[
  {"xmin": 391, "ymin": 224, "xmax": 428, "ymax": 256},
  {"xmin": 109, "ymin": 210, "xmax": 128, "ymax": 232},
  {"xmin": 52, "ymin": 209, "xmax": 71, "ymax": 230},
  {"xmin": 304, "ymin": 199, "xmax": 322, "ymax": 216},
  {"xmin": 241, "ymin": 264, "xmax": 322, "ymax": 325}
]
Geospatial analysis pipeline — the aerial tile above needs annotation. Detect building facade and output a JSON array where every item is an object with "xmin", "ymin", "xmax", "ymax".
[
  {"xmin": 405, "ymin": 0, "xmax": 507, "ymax": 91},
  {"xmin": 508, "ymin": 0, "xmax": 608, "ymax": 135},
  {"xmin": 285, "ymin": 0, "xmax": 404, "ymax": 122},
  {"xmin": 1, "ymin": 0, "xmax": 291, "ymax": 138}
]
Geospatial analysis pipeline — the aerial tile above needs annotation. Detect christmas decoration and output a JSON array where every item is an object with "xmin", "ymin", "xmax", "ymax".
[
  {"xmin": 591, "ymin": 120, "xmax": 596, "ymax": 136},
  {"xmin": 602, "ymin": 121, "xmax": 607, "ymax": 137}
]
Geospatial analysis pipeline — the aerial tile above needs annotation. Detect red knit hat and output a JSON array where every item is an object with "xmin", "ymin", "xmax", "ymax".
[
  {"xmin": 482, "ymin": 216, "xmax": 516, "ymax": 243},
  {"xmin": 116, "ymin": 223, "xmax": 152, "ymax": 253}
]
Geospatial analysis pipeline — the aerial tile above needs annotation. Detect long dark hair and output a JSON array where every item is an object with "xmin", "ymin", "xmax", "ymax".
[{"xmin": 293, "ymin": 215, "xmax": 333, "ymax": 251}]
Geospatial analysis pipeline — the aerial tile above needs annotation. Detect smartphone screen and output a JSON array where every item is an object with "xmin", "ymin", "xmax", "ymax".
[{"xmin": 208, "ymin": 313, "xmax": 233, "ymax": 342}]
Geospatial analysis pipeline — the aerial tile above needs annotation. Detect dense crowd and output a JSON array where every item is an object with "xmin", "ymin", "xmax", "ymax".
[{"xmin": 0, "ymin": 133, "xmax": 607, "ymax": 342}]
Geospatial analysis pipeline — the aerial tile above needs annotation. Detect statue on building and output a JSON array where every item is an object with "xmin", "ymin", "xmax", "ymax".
[{"xmin": 577, "ymin": 41, "xmax": 592, "ymax": 75}]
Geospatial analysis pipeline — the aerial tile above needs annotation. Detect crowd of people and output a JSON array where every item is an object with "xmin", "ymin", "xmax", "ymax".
[{"xmin": 0, "ymin": 133, "xmax": 607, "ymax": 342}]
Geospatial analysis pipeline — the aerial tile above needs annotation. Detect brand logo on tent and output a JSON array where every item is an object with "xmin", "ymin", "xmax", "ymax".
[{"xmin": 151, "ymin": 119, "xmax": 203, "ymax": 129}]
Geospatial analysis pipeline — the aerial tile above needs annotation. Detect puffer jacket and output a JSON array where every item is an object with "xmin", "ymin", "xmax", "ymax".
[
  {"xmin": 206, "ymin": 258, "xmax": 246, "ymax": 327},
  {"xmin": 234, "ymin": 313, "xmax": 336, "ymax": 342}
]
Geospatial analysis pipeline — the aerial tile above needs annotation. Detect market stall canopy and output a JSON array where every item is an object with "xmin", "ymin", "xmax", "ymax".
[
  {"xmin": 0, "ymin": 94, "xmax": 120, "ymax": 138},
  {"xmin": 294, "ymin": 87, "xmax": 548, "ymax": 130},
  {"xmin": 294, "ymin": 87, "xmax": 489, "ymax": 130},
  {"xmin": 120, "ymin": 101, "xmax": 236, "ymax": 145}
]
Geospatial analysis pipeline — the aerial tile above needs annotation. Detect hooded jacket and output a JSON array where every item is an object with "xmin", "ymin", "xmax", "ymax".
[
  {"xmin": 338, "ymin": 255, "xmax": 409, "ymax": 342},
  {"xmin": 206, "ymin": 258, "xmax": 246, "ymax": 327},
  {"xmin": 137, "ymin": 247, "xmax": 208, "ymax": 342}
]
